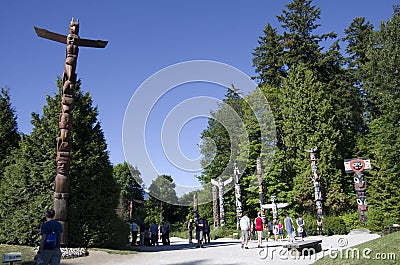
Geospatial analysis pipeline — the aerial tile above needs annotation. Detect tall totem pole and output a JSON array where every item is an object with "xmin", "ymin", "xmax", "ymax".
[
  {"xmin": 233, "ymin": 162, "xmax": 243, "ymax": 229},
  {"xmin": 211, "ymin": 176, "xmax": 232, "ymax": 227},
  {"xmin": 306, "ymin": 147, "xmax": 323, "ymax": 220},
  {"xmin": 344, "ymin": 158, "xmax": 371, "ymax": 223},
  {"xmin": 256, "ymin": 158, "xmax": 266, "ymax": 223},
  {"xmin": 212, "ymin": 185, "xmax": 219, "ymax": 229},
  {"xmin": 35, "ymin": 19, "xmax": 108, "ymax": 244}
]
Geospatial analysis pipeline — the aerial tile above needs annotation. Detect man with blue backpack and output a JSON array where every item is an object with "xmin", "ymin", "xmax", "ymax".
[{"xmin": 35, "ymin": 209, "xmax": 63, "ymax": 265}]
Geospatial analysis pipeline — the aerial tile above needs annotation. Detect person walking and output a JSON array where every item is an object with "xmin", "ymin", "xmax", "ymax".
[
  {"xmin": 35, "ymin": 209, "xmax": 63, "ymax": 265},
  {"xmin": 284, "ymin": 213, "xmax": 295, "ymax": 243},
  {"xmin": 239, "ymin": 211, "xmax": 250, "ymax": 249},
  {"xmin": 296, "ymin": 214, "xmax": 306, "ymax": 241},
  {"xmin": 254, "ymin": 212, "xmax": 263, "ymax": 248},
  {"xmin": 131, "ymin": 220, "xmax": 139, "ymax": 246}
]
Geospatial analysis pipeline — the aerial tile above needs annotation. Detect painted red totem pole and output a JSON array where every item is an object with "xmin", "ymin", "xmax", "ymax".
[{"xmin": 344, "ymin": 158, "xmax": 371, "ymax": 223}]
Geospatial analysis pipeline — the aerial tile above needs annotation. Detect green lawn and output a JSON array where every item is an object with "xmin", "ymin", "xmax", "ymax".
[
  {"xmin": 314, "ymin": 232, "xmax": 400, "ymax": 265},
  {"xmin": 0, "ymin": 244, "xmax": 35, "ymax": 265},
  {"xmin": 0, "ymin": 244, "xmax": 136, "ymax": 264}
]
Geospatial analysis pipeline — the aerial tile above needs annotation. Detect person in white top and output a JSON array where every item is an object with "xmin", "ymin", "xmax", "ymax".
[{"xmin": 239, "ymin": 211, "xmax": 251, "ymax": 249}]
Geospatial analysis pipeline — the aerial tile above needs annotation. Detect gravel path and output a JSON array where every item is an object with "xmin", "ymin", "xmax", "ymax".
[{"xmin": 61, "ymin": 233, "xmax": 380, "ymax": 265}]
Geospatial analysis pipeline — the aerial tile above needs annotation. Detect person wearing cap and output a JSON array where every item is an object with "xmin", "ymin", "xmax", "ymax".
[{"xmin": 35, "ymin": 209, "xmax": 63, "ymax": 265}]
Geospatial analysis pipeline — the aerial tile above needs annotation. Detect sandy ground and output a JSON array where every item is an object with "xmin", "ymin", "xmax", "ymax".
[{"xmin": 61, "ymin": 233, "xmax": 381, "ymax": 265}]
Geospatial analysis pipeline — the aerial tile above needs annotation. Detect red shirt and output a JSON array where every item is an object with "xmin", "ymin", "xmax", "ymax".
[{"xmin": 255, "ymin": 217, "xmax": 263, "ymax": 231}]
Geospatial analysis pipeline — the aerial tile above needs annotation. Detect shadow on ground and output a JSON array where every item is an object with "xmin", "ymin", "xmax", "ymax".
[{"xmin": 132, "ymin": 240, "xmax": 239, "ymax": 253}]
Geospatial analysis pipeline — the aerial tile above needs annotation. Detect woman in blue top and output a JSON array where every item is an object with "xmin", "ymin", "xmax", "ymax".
[{"xmin": 36, "ymin": 209, "xmax": 63, "ymax": 265}]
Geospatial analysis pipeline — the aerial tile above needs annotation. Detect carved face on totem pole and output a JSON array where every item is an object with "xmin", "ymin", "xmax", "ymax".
[
  {"xmin": 354, "ymin": 172, "xmax": 367, "ymax": 222},
  {"xmin": 69, "ymin": 19, "xmax": 79, "ymax": 35}
]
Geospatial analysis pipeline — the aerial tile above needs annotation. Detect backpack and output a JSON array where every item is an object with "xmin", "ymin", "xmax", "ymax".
[
  {"xmin": 44, "ymin": 232, "xmax": 57, "ymax": 249},
  {"xmin": 43, "ymin": 221, "xmax": 58, "ymax": 249}
]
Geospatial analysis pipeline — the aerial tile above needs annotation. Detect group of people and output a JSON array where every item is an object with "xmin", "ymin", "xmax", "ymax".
[
  {"xmin": 131, "ymin": 219, "xmax": 171, "ymax": 247},
  {"xmin": 240, "ymin": 211, "xmax": 322, "ymax": 248},
  {"xmin": 187, "ymin": 213, "xmax": 211, "ymax": 248}
]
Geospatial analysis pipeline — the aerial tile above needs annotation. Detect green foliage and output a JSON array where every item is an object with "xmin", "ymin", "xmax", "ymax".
[
  {"xmin": 0, "ymin": 87, "xmax": 20, "ymax": 175},
  {"xmin": 340, "ymin": 211, "xmax": 363, "ymax": 231},
  {"xmin": 210, "ymin": 226, "xmax": 236, "ymax": 240},
  {"xmin": 322, "ymin": 216, "xmax": 348, "ymax": 236},
  {"xmin": 0, "ymin": 79, "xmax": 121, "ymax": 248},
  {"xmin": 113, "ymin": 162, "xmax": 144, "ymax": 221}
]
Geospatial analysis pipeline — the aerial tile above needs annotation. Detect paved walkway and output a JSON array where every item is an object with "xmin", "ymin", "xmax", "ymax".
[{"xmin": 61, "ymin": 233, "xmax": 380, "ymax": 265}]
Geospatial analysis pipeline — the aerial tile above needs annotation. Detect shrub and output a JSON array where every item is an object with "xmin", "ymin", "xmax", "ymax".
[
  {"xmin": 210, "ymin": 226, "xmax": 236, "ymax": 240},
  {"xmin": 322, "ymin": 216, "xmax": 347, "ymax": 235}
]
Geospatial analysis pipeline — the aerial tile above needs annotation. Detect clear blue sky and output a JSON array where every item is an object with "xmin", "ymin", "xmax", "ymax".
[{"xmin": 1, "ymin": 0, "xmax": 397, "ymax": 194}]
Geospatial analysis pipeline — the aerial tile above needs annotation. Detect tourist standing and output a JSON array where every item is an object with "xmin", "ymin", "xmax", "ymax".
[
  {"xmin": 139, "ymin": 221, "xmax": 145, "ymax": 246},
  {"xmin": 268, "ymin": 218, "xmax": 273, "ymax": 241},
  {"xmin": 278, "ymin": 220, "xmax": 284, "ymax": 240},
  {"xmin": 195, "ymin": 215, "xmax": 205, "ymax": 248},
  {"xmin": 255, "ymin": 212, "xmax": 263, "ymax": 248},
  {"xmin": 131, "ymin": 220, "xmax": 139, "ymax": 246},
  {"xmin": 187, "ymin": 219, "xmax": 194, "ymax": 243},
  {"xmin": 150, "ymin": 221, "xmax": 159, "ymax": 246},
  {"xmin": 35, "ymin": 209, "xmax": 63, "ymax": 265},
  {"xmin": 284, "ymin": 213, "xmax": 295, "ymax": 243},
  {"xmin": 204, "ymin": 219, "xmax": 211, "ymax": 244},
  {"xmin": 273, "ymin": 221, "xmax": 279, "ymax": 241},
  {"xmin": 162, "ymin": 220, "xmax": 170, "ymax": 245},
  {"xmin": 317, "ymin": 217, "xmax": 323, "ymax": 236},
  {"xmin": 239, "ymin": 211, "xmax": 250, "ymax": 249},
  {"xmin": 296, "ymin": 214, "xmax": 305, "ymax": 241}
]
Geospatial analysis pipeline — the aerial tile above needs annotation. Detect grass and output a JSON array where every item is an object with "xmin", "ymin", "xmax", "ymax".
[
  {"xmin": 313, "ymin": 232, "xmax": 400, "ymax": 265},
  {"xmin": 0, "ymin": 244, "xmax": 35, "ymax": 265},
  {"xmin": 0, "ymin": 244, "xmax": 137, "ymax": 265}
]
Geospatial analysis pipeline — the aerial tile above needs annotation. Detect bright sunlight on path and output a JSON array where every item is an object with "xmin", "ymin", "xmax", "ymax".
[{"xmin": 61, "ymin": 234, "xmax": 380, "ymax": 265}]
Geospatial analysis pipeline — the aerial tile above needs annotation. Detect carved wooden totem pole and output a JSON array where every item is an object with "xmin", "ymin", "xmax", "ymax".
[
  {"xmin": 344, "ymin": 158, "xmax": 371, "ymax": 223},
  {"xmin": 261, "ymin": 195, "xmax": 288, "ymax": 223},
  {"xmin": 35, "ymin": 19, "xmax": 107, "ymax": 244},
  {"xmin": 211, "ymin": 176, "xmax": 232, "ymax": 227},
  {"xmin": 306, "ymin": 147, "xmax": 323, "ymax": 220},
  {"xmin": 233, "ymin": 162, "xmax": 242, "ymax": 229},
  {"xmin": 212, "ymin": 185, "xmax": 219, "ymax": 229},
  {"xmin": 256, "ymin": 158, "xmax": 266, "ymax": 224},
  {"xmin": 193, "ymin": 192, "xmax": 198, "ymax": 214}
]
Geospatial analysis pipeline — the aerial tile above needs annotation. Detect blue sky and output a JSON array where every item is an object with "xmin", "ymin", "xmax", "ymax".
[{"xmin": 1, "ymin": 0, "xmax": 397, "ymax": 194}]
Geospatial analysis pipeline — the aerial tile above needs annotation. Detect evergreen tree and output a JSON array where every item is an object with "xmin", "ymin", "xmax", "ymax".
[
  {"xmin": 145, "ymin": 175, "xmax": 184, "ymax": 224},
  {"xmin": 0, "ymin": 79, "xmax": 120, "ymax": 247},
  {"xmin": 279, "ymin": 64, "xmax": 348, "ymax": 214},
  {"xmin": 252, "ymin": 23, "xmax": 285, "ymax": 86},
  {"xmin": 0, "ymin": 87, "xmax": 20, "ymax": 175},
  {"xmin": 113, "ymin": 162, "xmax": 144, "ymax": 221},
  {"xmin": 362, "ymin": 8, "xmax": 400, "ymax": 228}
]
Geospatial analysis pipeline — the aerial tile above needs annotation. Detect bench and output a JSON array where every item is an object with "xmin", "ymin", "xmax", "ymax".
[
  {"xmin": 283, "ymin": 240, "xmax": 322, "ymax": 256},
  {"xmin": 2, "ymin": 252, "xmax": 22, "ymax": 265},
  {"xmin": 383, "ymin": 226, "xmax": 400, "ymax": 235}
]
